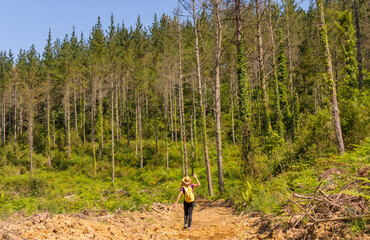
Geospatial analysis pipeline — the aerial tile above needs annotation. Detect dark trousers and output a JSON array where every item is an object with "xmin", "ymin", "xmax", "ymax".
[{"xmin": 184, "ymin": 201, "xmax": 195, "ymax": 227}]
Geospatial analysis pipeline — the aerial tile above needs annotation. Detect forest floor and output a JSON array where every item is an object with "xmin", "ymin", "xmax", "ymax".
[{"xmin": 0, "ymin": 199, "xmax": 367, "ymax": 240}]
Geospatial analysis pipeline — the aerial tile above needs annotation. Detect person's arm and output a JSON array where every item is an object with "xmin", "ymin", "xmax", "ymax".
[
  {"xmin": 174, "ymin": 190, "xmax": 183, "ymax": 208},
  {"xmin": 193, "ymin": 173, "xmax": 201, "ymax": 188}
]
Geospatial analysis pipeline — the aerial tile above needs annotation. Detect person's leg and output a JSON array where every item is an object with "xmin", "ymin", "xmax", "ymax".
[
  {"xmin": 187, "ymin": 202, "xmax": 195, "ymax": 229},
  {"xmin": 183, "ymin": 201, "xmax": 189, "ymax": 227}
]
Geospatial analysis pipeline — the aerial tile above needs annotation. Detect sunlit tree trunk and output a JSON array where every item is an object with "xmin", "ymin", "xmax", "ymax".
[
  {"xmin": 178, "ymin": 20, "xmax": 188, "ymax": 176},
  {"xmin": 47, "ymin": 79, "xmax": 51, "ymax": 167},
  {"xmin": 2, "ymin": 96, "xmax": 6, "ymax": 145},
  {"xmin": 255, "ymin": 0, "xmax": 271, "ymax": 132},
  {"xmin": 135, "ymin": 94, "xmax": 138, "ymax": 159},
  {"xmin": 192, "ymin": 0, "xmax": 213, "ymax": 196},
  {"xmin": 213, "ymin": 0, "xmax": 224, "ymax": 193},
  {"xmin": 111, "ymin": 79, "xmax": 115, "ymax": 182},
  {"xmin": 73, "ymin": 77, "xmax": 78, "ymax": 144},
  {"xmin": 317, "ymin": 0, "xmax": 345, "ymax": 155},
  {"xmin": 28, "ymin": 99, "xmax": 34, "ymax": 178},
  {"xmin": 139, "ymin": 93, "xmax": 143, "ymax": 168}
]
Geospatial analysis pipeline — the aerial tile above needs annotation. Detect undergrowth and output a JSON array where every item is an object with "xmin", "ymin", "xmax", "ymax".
[{"xmin": 0, "ymin": 137, "xmax": 368, "ymax": 225}]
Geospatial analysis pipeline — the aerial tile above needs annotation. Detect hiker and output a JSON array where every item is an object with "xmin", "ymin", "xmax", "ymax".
[{"xmin": 174, "ymin": 173, "xmax": 201, "ymax": 231}]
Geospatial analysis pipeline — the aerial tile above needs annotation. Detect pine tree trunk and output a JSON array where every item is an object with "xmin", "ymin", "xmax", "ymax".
[
  {"xmin": 178, "ymin": 21, "xmax": 188, "ymax": 176},
  {"xmin": 231, "ymin": 74, "xmax": 235, "ymax": 146},
  {"xmin": 92, "ymin": 77, "xmax": 97, "ymax": 178},
  {"xmin": 255, "ymin": 0, "xmax": 271, "ymax": 132},
  {"xmin": 74, "ymin": 77, "xmax": 78, "ymax": 144},
  {"xmin": 193, "ymin": 0, "xmax": 213, "ymax": 196},
  {"xmin": 268, "ymin": 0, "xmax": 282, "ymax": 137},
  {"xmin": 170, "ymin": 83, "xmax": 174, "ymax": 142},
  {"xmin": 47, "ymin": 82, "xmax": 51, "ymax": 167},
  {"xmin": 65, "ymin": 84, "xmax": 71, "ymax": 159},
  {"xmin": 135, "ymin": 95, "xmax": 138, "ymax": 159},
  {"xmin": 29, "ymin": 98, "xmax": 34, "ymax": 179},
  {"xmin": 190, "ymin": 115, "xmax": 194, "ymax": 175},
  {"xmin": 213, "ymin": 0, "xmax": 225, "ymax": 193},
  {"xmin": 236, "ymin": 0, "xmax": 253, "ymax": 174},
  {"xmin": 191, "ymin": 74, "xmax": 198, "ymax": 163},
  {"xmin": 126, "ymin": 86, "xmax": 130, "ymax": 148},
  {"xmin": 174, "ymin": 87, "xmax": 178, "ymax": 144},
  {"xmin": 13, "ymin": 72, "xmax": 17, "ymax": 163},
  {"xmin": 317, "ymin": 0, "xmax": 345, "ymax": 155},
  {"xmin": 3, "ymin": 96, "xmax": 6, "ymax": 145},
  {"xmin": 116, "ymin": 78, "xmax": 120, "ymax": 142},
  {"xmin": 83, "ymin": 86, "xmax": 86, "ymax": 145},
  {"xmin": 165, "ymin": 115, "xmax": 169, "ymax": 171},
  {"xmin": 52, "ymin": 111, "xmax": 55, "ymax": 147},
  {"xmin": 98, "ymin": 78, "xmax": 103, "ymax": 163},
  {"xmin": 111, "ymin": 80, "xmax": 115, "ymax": 183},
  {"xmin": 354, "ymin": 0, "xmax": 363, "ymax": 88},
  {"xmin": 155, "ymin": 115, "xmax": 158, "ymax": 154},
  {"xmin": 139, "ymin": 93, "xmax": 143, "ymax": 168},
  {"xmin": 286, "ymin": 5, "xmax": 295, "ymax": 138}
]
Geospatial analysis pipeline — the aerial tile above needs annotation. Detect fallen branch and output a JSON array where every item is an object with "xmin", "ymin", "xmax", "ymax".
[
  {"xmin": 151, "ymin": 207, "xmax": 162, "ymax": 213},
  {"xmin": 289, "ymin": 198, "xmax": 317, "ymax": 227}
]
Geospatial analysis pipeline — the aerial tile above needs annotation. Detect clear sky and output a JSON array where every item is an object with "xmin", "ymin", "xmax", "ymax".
[{"xmin": 0, "ymin": 0, "xmax": 311, "ymax": 56}]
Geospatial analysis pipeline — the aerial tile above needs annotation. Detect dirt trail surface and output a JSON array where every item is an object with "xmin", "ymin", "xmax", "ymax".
[{"xmin": 0, "ymin": 199, "xmax": 367, "ymax": 239}]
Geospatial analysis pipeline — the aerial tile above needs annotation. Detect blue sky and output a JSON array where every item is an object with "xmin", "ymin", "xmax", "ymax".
[{"xmin": 0, "ymin": 0, "xmax": 311, "ymax": 56}]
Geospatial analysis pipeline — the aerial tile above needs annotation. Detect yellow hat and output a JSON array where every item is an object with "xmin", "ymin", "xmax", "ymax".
[{"xmin": 181, "ymin": 176, "xmax": 192, "ymax": 185}]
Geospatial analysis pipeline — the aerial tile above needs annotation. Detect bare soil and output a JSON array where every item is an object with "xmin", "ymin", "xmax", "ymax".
[{"xmin": 0, "ymin": 199, "xmax": 367, "ymax": 239}]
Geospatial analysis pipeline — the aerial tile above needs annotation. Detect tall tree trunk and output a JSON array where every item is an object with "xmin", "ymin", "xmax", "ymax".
[
  {"xmin": 52, "ymin": 111, "xmax": 55, "ymax": 147},
  {"xmin": 255, "ymin": 0, "xmax": 271, "ymax": 133},
  {"xmin": 92, "ymin": 77, "xmax": 97, "ymax": 178},
  {"xmin": 190, "ymin": 115, "xmax": 194, "ymax": 175},
  {"xmin": 236, "ymin": 0, "xmax": 253, "ymax": 174},
  {"xmin": 192, "ymin": 0, "xmax": 213, "ymax": 196},
  {"xmin": 29, "ymin": 99, "xmax": 34, "ymax": 179},
  {"xmin": 14, "ymin": 72, "xmax": 17, "ymax": 142},
  {"xmin": 111, "ymin": 80, "xmax": 115, "ymax": 183},
  {"xmin": 155, "ymin": 115, "xmax": 158, "ymax": 154},
  {"xmin": 74, "ymin": 77, "xmax": 78, "ymax": 144},
  {"xmin": 47, "ymin": 83, "xmax": 51, "ymax": 167},
  {"xmin": 231, "ymin": 73, "xmax": 235, "ymax": 146},
  {"xmin": 126, "ymin": 86, "xmax": 130, "ymax": 147},
  {"xmin": 139, "ymin": 93, "xmax": 143, "ymax": 168},
  {"xmin": 116, "ymin": 77, "xmax": 120, "ymax": 142},
  {"xmin": 98, "ymin": 78, "xmax": 103, "ymax": 163},
  {"xmin": 191, "ymin": 72, "xmax": 198, "ymax": 163},
  {"xmin": 317, "ymin": 0, "xmax": 345, "ymax": 155},
  {"xmin": 3, "ymin": 96, "xmax": 6, "ymax": 145},
  {"xmin": 354, "ymin": 0, "xmax": 363, "ymax": 88},
  {"xmin": 83, "ymin": 86, "xmax": 86, "ymax": 145},
  {"xmin": 213, "ymin": 0, "xmax": 225, "ymax": 193},
  {"xmin": 135, "ymin": 94, "xmax": 138, "ymax": 159},
  {"xmin": 285, "ymin": 3, "xmax": 295, "ymax": 138},
  {"xmin": 268, "ymin": 0, "xmax": 281, "ymax": 136},
  {"xmin": 20, "ymin": 100, "xmax": 23, "ymax": 137},
  {"xmin": 178, "ymin": 21, "xmax": 188, "ymax": 176},
  {"xmin": 165, "ymin": 114, "xmax": 169, "ymax": 171},
  {"xmin": 65, "ymin": 84, "xmax": 71, "ymax": 159},
  {"xmin": 170, "ymin": 83, "xmax": 174, "ymax": 142},
  {"xmin": 174, "ymin": 86, "xmax": 178, "ymax": 144}
]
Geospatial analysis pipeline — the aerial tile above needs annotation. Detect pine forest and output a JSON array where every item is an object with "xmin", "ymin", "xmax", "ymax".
[{"xmin": 0, "ymin": 0, "xmax": 369, "ymax": 238}]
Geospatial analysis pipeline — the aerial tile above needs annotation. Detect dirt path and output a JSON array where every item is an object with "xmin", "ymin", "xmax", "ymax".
[
  {"xmin": 0, "ymin": 199, "xmax": 366, "ymax": 239},
  {"xmin": 0, "ymin": 199, "xmax": 255, "ymax": 240}
]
